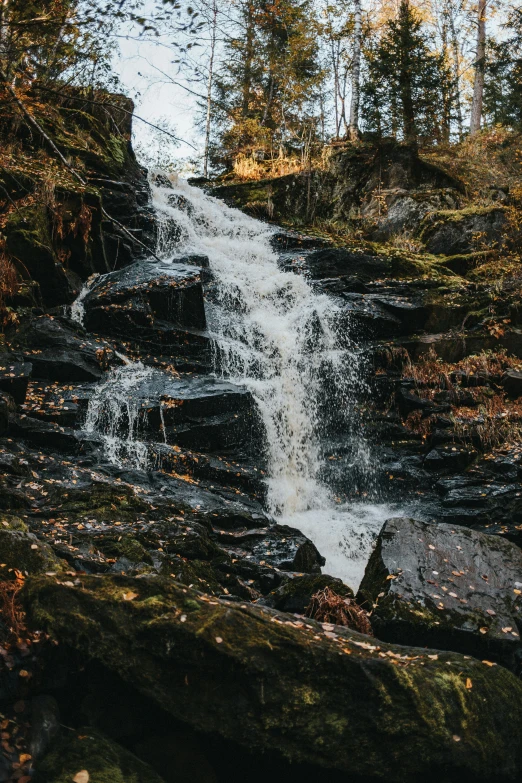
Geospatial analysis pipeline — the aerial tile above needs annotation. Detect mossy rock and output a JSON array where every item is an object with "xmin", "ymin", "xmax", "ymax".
[
  {"xmin": 0, "ymin": 515, "xmax": 28, "ymax": 532},
  {"xmin": 4, "ymin": 204, "xmax": 74, "ymax": 306},
  {"xmin": 0, "ymin": 530, "xmax": 65, "ymax": 578},
  {"xmin": 261, "ymin": 574, "xmax": 354, "ymax": 614},
  {"xmin": 23, "ymin": 573, "xmax": 522, "ymax": 782},
  {"xmin": 95, "ymin": 535, "xmax": 153, "ymax": 566},
  {"xmin": 34, "ymin": 728, "xmax": 165, "ymax": 783}
]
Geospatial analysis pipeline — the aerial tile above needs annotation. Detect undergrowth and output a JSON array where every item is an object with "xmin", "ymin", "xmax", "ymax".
[{"xmin": 306, "ymin": 587, "xmax": 373, "ymax": 635}]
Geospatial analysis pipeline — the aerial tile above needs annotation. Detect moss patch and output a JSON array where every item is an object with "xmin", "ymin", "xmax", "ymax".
[{"xmin": 35, "ymin": 729, "xmax": 164, "ymax": 783}]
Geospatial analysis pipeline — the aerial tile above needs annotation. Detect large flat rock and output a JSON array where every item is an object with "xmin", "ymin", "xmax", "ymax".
[
  {"xmin": 358, "ymin": 517, "xmax": 522, "ymax": 670},
  {"xmin": 23, "ymin": 574, "xmax": 522, "ymax": 782}
]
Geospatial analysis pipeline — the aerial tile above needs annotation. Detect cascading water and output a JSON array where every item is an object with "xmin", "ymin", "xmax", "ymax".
[
  {"xmin": 151, "ymin": 172, "xmax": 399, "ymax": 587},
  {"xmin": 83, "ymin": 362, "xmax": 155, "ymax": 470}
]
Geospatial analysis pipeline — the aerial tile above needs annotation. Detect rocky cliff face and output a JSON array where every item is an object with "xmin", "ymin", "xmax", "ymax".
[{"xmin": 1, "ymin": 123, "xmax": 522, "ymax": 783}]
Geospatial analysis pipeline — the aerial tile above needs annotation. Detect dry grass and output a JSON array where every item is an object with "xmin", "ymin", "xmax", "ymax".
[
  {"xmin": 403, "ymin": 346, "xmax": 522, "ymax": 388},
  {"xmin": 306, "ymin": 587, "xmax": 373, "ymax": 635},
  {"xmin": 0, "ymin": 245, "xmax": 20, "ymax": 328},
  {"xmin": 400, "ymin": 346, "xmax": 522, "ymax": 449},
  {"xmin": 232, "ymin": 154, "xmax": 306, "ymax": 181},
  {"xmin": 0, "ymin": 581, "xmax": 26, "ymax": 645},
  {"xmin": 421, "ymin": 127, "xmax": 522, "ymax": 198}
]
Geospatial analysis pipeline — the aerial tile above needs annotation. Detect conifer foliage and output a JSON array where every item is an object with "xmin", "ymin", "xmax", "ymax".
[
  {"xmin": 212, "ymin": 0, "xmax": 323, "ymax": 166},
  {"xmin": 361, "ymin": 0, "xmax": 452, "ymax": 145}
]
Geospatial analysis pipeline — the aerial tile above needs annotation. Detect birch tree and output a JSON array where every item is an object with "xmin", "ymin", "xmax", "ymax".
[
  {"xmin": 469, "ymin": 0, "xmax": 486, "ymax": 133},
  {"xmin": 348, "ymin": 0, "xmax": 362, "ymax": 138}
]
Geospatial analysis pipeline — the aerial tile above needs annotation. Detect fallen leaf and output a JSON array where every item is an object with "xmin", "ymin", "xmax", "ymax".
[
  {"xmin": 122, "ymin": 592, "xmax": 138, "ymax": 601},
  {"xmin": 482, "ymin": 660, "xmax": 496, "ymax": 667},
  {"xmin": 73, "ymin": 772, "xmax": 89, "ymax": 783},
  {"xmin": 479, "ymin": 627, "xmax": 488, "ymax": 634},
  {"xmin": 466, "ymin": 678, "xmax": 472, "ymax": 689},
  {"xmin": 427, "ymin": 654, "xmax": 438, "ymax": 660},
  {"xmin": 502, "ymin": 627, "xmax": 513, "ymax": 633},
  {"xmin": 453, "ymin": 735, "xmax": 461, "ymax": 742},
  {"xmin": 486, "ymin": 609, "xmax": 496, "ymax": 616}
]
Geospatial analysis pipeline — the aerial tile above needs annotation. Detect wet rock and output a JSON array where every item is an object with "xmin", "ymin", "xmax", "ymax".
[
  {"xmin": 83, "ymin": 261, "xmax": 211, "ymax": 370},
  {"xmin": 502, "ymin": 369, "xmax": 522, "ymax": 399},
  {"xmin": 84, "ymin": 259, "xmax": 206, "ymax": 332},
  {"xmin": 36, "ymin": 727, "xmax": 165, "ymax": 783},
  {"xmin": 0, "ymin": 355, "xmax": 32, "ymax": 404},
  {"xmin": 424, "ymin": 445, "xmax": 477, "ymax": 473},
  {"xmin": 259, "ymin": 574, "xmax": 353, "ymax": 614},
  {"xmin": 358, "ymin": 517, "xmax": 522, "ymax": 671},
  {"xmin": 303, "ymin": 247, "xmax": 389, "ymax": 282},
  {"xmin": 24, "ymin": 574, "xmax": 522, "ymax": 783},
  {"xmin": 29, "ymin": 695, "xmax": 61, "ymax": 761},
  {"xmin": 8, "ymin": 415, "xmax": 79, "ymax": 454},
  {"xmin": 0, "ymin": 529, "xmax": 65, "ymax": 578},
  {"xmin": 11, "ymin": 315, "xmax": 116, "ymax": 382},
  {"xmin": 215, "ymin": 523, "xmax": 325, "ymax": 574}
]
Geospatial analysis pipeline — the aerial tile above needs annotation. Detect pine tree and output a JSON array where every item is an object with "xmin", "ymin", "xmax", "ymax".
[
  {"xmin": 212, "ymin": 0, "xmax": 323, "ymax": 168},
  {"xmin": 484, "ymin": 8, "xmax": 522, "ymax": 129},
  {"xmin": 361, "ymin": 0, "xmax": 452, "ymax": 145}
]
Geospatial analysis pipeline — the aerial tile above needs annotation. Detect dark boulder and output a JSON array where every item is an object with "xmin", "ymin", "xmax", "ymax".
[
  {"xmin": 0, "ymin": 355, "xmax": 32, "ymax": 404},
  {"xmin": 358, "ymin": 517, "xmax": 522, "ymax": 671},
  {"xmin": 502, "ymin": 369, "xmax": 522, "ymax": 399},
  {"xmin": 421, "ymin": 207, "xmax": 506, "ymax": 256},
  {"xmin": 11, "ymin": 315, "xmax": 117, "ymax": 382},
  {"xmin": 0, "ymin": 529, "xmax": 65, "ymax": 578},
  {"xmin": 36, "ymin": 728, "xmax": 165, "ymax": 783},
  {"xmin": 23, "ymin": 573, "xmax": 522, "ymax": 783},
  {"xmin": 8, "ymin": 415, "xmax": 79, "ymax": 453},
  {"xmin": 303, "ymin": 248, "xmax": 389, "ymax": 282},
  {"xmin": 83, "ymin": 260, "xmax": 210, "ymax": 369},
  {"xmin": 259, "ymin": 573, "xmax": 353, "ymax": 614},
  {"xmin": 84, "ymin": 259, "xmax": 206, "ymax": 332}
]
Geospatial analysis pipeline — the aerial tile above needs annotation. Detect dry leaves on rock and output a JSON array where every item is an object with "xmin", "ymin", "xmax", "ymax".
[{"xmin": 305, "ymin": 587, "xmax": 373, "ymax": 636}]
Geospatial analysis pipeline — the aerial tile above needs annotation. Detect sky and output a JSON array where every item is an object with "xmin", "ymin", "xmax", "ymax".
[{"xmin": 113, "ymin": 25, "xmax": 205, "ymax": 168}]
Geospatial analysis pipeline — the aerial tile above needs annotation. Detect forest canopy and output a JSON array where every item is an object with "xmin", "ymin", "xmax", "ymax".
[{"xmin": 0, "ymin": 0, "xmax": 521, "ymax": 175}]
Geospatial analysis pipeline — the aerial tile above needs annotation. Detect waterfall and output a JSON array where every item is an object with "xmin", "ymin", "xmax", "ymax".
[
  {"xmin": 151, "ymin": 172, "xmax": 396, "ymax": 587},
  {"xmin": 83, "ymin": 363, "xmax": 154, "ymax": 470}
]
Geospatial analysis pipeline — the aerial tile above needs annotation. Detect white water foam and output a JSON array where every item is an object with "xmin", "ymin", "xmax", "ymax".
[
  {"xmin": 70, "ymin": 274, "xmax": 99, "ymax": 326},
  {"xmin": 83, "ymin": 362, "xmax": 154, "ymax": 470},
  {"xmin": 150, "ymin": 172, "xmax": 400, "ymax": 588}
]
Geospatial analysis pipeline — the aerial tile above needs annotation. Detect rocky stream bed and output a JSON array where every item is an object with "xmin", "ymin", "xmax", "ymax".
[{"xmin": 2, "ymin": 125, "xmax": 522, "ymax": 782}]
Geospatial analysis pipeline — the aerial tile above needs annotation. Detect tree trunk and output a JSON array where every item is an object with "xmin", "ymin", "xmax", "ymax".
[
  {"xmin": 348, "ymin": 0, "xmax": 362, "ymax": 140},
  {"xmin": 203, "ymin": 0, "xmax": 218, "ymax": 178},
  {"xmin": 398, "ymin": 0, "xmax": 417, "ymax": 145},
  {"xmin": 241, "ymin": 1, "xmax": 255, "ymax": 118},
  {"xmin": 469, "ymin": 0, "xmax": 486, "ymax": 135},
  {"xmin": 448, "ymin": 2, "xmax": 464, "ymax": 140}
]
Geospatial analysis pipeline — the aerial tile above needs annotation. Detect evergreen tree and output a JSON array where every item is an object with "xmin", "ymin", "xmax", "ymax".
[
  {"xmin": 361, "ymin": 0, "xmax": 452, "ymax": 145},
  {"xmin": 212, "ymin": 0, "xmax": 323, "ymax": 167},
  {"xmin": 484, "ymin": 8, "xmax": 522, "ymax": 129}
]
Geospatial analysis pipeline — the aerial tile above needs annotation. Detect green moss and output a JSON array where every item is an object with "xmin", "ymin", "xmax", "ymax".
[
  {"xmin": 35, "ymin": 729, "xmax": 164, "ymax": 783},
  {"xmin": 5, "ymin": 204, "xmax": 53, "ymax": 260},
  {"xmin": 22, "ymin": 574, "xmax": 522, "ymax": 780},
  {"xmin": 0, "ymin": 515, "xmax": 28, "ymax": 532},
  {"xmin": 0, "ymin": 530, "xmax": 65, "ymax": 578},
  {"xmin": 107, "ymin": 134, "xmax": 127, "ymax": 167},
  {"xmin": 95, "ymin": 535, "xmax": 153, "ymax": 565}
]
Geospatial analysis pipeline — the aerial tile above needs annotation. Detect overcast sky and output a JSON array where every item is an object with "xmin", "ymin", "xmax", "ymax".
[{"xmin": 114, "ymin": 23, "xmax": 204, "ymax": 168}]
